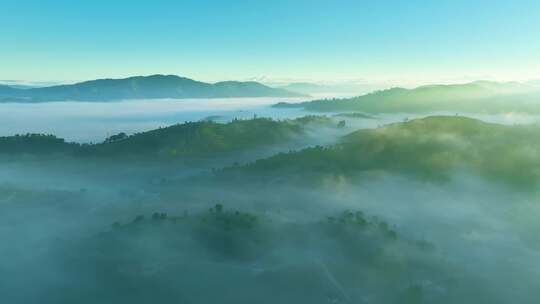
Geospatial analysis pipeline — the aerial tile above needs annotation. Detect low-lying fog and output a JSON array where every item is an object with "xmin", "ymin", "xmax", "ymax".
[
  {"xmin": 2, "ymin": 98, "xmax": 540, "ymax": 142},
  {"xmin": 2, "ymin": 98, "xmax": 540, "ymax": 303},
  {"xmin": 0, "ymin": 98, "xmax": 310, "ymax": 142},
  {"xmin": 2, "ymin": 165, "xmax": 540, "ymax": 303}
]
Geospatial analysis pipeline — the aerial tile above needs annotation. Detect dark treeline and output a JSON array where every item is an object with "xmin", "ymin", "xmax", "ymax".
[{"xmin": 0, "ymin": 116, "xmax": 336, "ymax": 159}]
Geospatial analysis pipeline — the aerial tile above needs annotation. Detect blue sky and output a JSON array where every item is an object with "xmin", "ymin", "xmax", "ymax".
[{"xmin": 1, "ymin": 0, "xmax": 539, "ymax": 84}]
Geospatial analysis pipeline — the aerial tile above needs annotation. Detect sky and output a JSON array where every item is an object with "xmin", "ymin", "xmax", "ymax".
[{"xmin": 1, "ymin": 0, "xmax": 540, "ymax": 85}]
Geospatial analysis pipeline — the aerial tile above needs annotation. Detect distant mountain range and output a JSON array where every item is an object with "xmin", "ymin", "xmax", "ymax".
[
  {"xmin": 274, "ymin": 81, "xmax": 540, "ymax": 113},
  {"xmin": 278, "ymin": 82, "xmax": 383, "ymax": 97},
  {"xmin": 279, "ymin": 82, "xmax": 331, "ymax": 94},
  {"xmin": 0, "ymin": 75, "xmax": 303, "ymax": 102}
]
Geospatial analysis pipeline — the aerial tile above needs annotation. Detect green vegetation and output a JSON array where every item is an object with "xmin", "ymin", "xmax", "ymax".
[
  {"xmin": 333, "ymin": 112, "xmax": 377, "ymax": 119},
  {"xmin": 44, "ymin": 205, "xmax": 500, "ymax": 303},
  {"xmin": 4, "ymin": 114, "xmax": 537, "ymax": 303},
  {"xmin": 227, "ymin": 116, "xmax": 540, "ymax": 189},
  {"xmin": 0, "ymin": 133, "xmax": 80, "ymax": 155},
  {"xmin": 324, "ymin": 210, "xmax": 398, "ymax": 241},
  {"xmin": 105, "ymin": 205, "xmax": 408, "ymax": 264},
  {"xmin": 80, "ymin": 118, "xmax": 305, "ymax": 158},
  {"xmin": 5, "ymin": 115, "xmax": 538, "ymax": 189},
  {"xmin": 274, "ymin": 81, "xmax": 540, "ymax": 114},
  {"xmin": 0, "ymin": 116, "xmax": 335, "ymax": 159}
]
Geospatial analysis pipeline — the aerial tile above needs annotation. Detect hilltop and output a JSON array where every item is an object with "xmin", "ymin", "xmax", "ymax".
[
  {"xmin": 0, "ymin": 116, "xmax": 335, "ymax": 159},
  {"xmin": 224, "ymin": 116, "xmax": 540, "ymax": 189},
  {"xmin": 274, "ymin": 81, "xmax": 540, "ymax": 114}
]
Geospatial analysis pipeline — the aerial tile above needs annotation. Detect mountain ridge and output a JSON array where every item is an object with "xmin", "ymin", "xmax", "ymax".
[
  {"xmin": 0, "ymin": 74, "xmax": 304, "ymax": 102},
  {"xmin": 273, "ymin": 81, "xmax": 540, "ymax": 113}
]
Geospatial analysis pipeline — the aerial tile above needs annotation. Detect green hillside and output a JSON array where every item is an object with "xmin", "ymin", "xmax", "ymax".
[
  {"xmin": 274, "ymin": 81, "xmax": 540, "ymax": 114},
  {"xmin": 228, "ymin": 116, "xmax": 540, "ymax": 188},
  {"xmin": 0, "ymin": 116, "xmax": 334, "ymax": 159}
]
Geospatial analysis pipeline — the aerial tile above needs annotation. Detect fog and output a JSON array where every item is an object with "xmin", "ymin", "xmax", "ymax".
[
  {"xmin": 2, "ymin": 98, "xmax": 540, "ymax": 143},
  {"xmin": 0, "ymin": 98, "xmax": 310, "ymax": 142},
  {"xmin": 1, "ymin": 101, "xmax": 540, "ymax": 303},
  {"xmin": 3, "ymin": 163, "xmax": 540, "ymax": 303}
]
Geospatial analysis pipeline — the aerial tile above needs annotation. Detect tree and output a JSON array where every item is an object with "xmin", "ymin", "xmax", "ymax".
[
  {"xmin": 104, "ymin": 132, "xmax": 128, "ymax": 143},
  {"xmin": 215, "ymin": 203, "xmax": 223, "ymax": 213}
]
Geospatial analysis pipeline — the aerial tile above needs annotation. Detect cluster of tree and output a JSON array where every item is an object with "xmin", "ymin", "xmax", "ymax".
[
  {"xmin": 108, "ymin": 205, "xmax": 414, "ymax": 262},
  {"xmin": 333, "ymin": 112, "xmax": 376, "ymax": 119},
  {"xmin": 222, "ymin": 116, "xmax": 540, "ymax": 189},
  {"xmin": 325, "ymin": 210, "xmax": 398, "ymax": 240},
  {"xmin": 104, "ymin": 132, "xmax": 128, "ymax": 143},
  {"xmin": 0, "ymin": 133, "xmax": 80, "ymax": 154},
  {"xmin": 0, "ymin": 116, "xmax": 337, "ymax": 159},
  {"xmin": 5, "ymin": 198, "xmax": 509, "ymax": 304}
]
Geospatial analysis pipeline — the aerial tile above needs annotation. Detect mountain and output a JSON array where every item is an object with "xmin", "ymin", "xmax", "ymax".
[
  {"xmin": 0, "ymin": 84, "xmax": 23, "ymax": 95},
  {"xmin": 0, "ymin": 75, "xmax": 303, "ymax": 102},
  {"xmin": 274, "ymin": 81, "xmax": 540, "ymax": 113},
  {"xmin": 211, "ymin": 81, "xmax": 299, "ymax": 97},
  {"xmin": 279, "ymin": 82, "xmax": 330, "ymax": 94},
  {"xmin": 279, "ymin": 82, "xmax": 381, "ymax": 97}
]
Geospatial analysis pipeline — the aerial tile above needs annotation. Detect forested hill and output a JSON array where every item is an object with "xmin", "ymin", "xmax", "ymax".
[
  {"xmin": 225, "ymin": 116, "xmax": 540, "ymax": 189},
  {"xmin": 273, "ymin": 81, "xmax": 540, "ymax": 114},
  {"xmin": 0, "ymin": 116, "xmax": 334, "ymax": 158}
]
